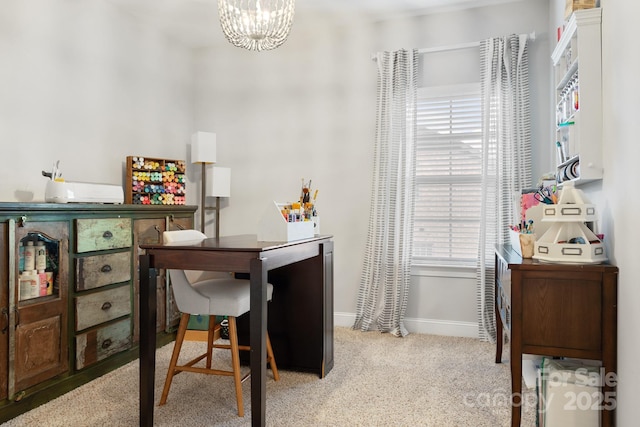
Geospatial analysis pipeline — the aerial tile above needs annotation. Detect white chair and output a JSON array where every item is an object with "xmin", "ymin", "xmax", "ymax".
[{"xmin": 158, "ymin": 229, "xmax": 279, "ymax": 417}]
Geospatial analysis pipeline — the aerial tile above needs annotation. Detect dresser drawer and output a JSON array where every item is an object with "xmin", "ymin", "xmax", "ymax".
[
  {"xmin": 75, "ymin": 285, "xmax": 131, "ymax": 331},
  {"xmin": 76, "ymin": 251, "xmax": 132, "ymax": 291},
  {"xmin": 497, "ymin": 284, "xmax": 511, "ymax": 331},
  {"xmin": 75, "ymin": 318, "xmax": 132, "ymax": 370},
  {"xmin": 496, "ymin": 256, "xmax": 511, "ymax": 300},
  {"xmin": 76, "ymin": 218, "xmax": 132, "ymax": 253}
]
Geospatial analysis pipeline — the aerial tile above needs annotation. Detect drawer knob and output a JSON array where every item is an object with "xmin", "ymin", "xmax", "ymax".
[
  {"xmin": 103, "ymin": 230, "xmax": 113, "ymax": 239},
  {"xmin": 101, "ymin": 264, "xmax": 112, "ymax": 273},
  {"xmin": 101, "ymin": 302, "xmax": 112, "ymax": 311},
  {"xmin": 101, "ymin": 338, "xmax": 112, "ymax": 349}
]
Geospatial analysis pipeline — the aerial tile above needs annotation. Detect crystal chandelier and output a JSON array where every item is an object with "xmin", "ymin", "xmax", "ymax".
[{"xmin": 218, "ymin": 0, "xmax": 296, "ymax": 52}]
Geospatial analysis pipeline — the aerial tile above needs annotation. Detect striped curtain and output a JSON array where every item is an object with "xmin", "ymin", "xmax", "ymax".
[
  {"xmin": 353, "ymin": 49, "xmax": 417, "ymax": 337},
  {"xmin": 477, "ymin": 34, "xmax": 532, "ymax": 342}
]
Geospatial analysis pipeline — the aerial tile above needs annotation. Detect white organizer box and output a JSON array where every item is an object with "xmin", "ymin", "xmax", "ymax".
[
  {"xmin": 540, "ymin": 203, "xmax": 597, "ymax": 223},
  {"xmin": 257, "ymin": 201, "xmax": 315, "ymax": 242},
  {"xmin": 533, "ymin": 182, "xmax": 606, "ymax": 264},
  {"xmin": 534, "ymin": 222, "xmax": 606, "ymax": 263},
  {"xmin": 538, "ymin": 358, "xmax": 601, "ymax": 427}
]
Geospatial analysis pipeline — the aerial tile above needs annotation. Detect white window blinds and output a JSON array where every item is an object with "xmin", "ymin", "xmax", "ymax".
[{"xmin": 413, "ymin": 83, "xmax": 482, "ymax": 266}]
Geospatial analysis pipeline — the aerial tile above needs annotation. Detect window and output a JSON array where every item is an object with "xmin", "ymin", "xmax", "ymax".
[{"xmin": 413, "ymin": 83, "xmax": 482, "ymax": 267}]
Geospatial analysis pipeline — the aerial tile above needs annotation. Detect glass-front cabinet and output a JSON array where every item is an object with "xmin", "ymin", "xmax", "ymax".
[{"xmin": 12, "ymin": 220, "xmax": 69, "ymax": 397}]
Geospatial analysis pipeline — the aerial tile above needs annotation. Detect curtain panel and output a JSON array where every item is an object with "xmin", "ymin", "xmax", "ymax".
[
  {"xmin": 353, "ymin": 49, "xmax": 418, "ymax": 337},
  {"xmin": 477, "ymin": 34, "xmax": 532, "ymax": 342}
]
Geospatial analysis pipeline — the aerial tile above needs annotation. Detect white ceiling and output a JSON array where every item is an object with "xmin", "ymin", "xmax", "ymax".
[{"xmin": 106, "ymin": 0, "xmax": 524, "ymax": 48}]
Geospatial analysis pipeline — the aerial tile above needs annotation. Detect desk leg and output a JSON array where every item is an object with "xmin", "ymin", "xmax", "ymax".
[
  {"xmin": 601, "ymin": 363, "xmax": 615, "ymax": 427},
  {"xmin": 601, "ymin": 274, "xmax": 617, "ymax": 427},
  {"xmin": 510, "ymin": 348, "xmax": 522, "ymax": 427},
  {"xmin": 510, "ymin": 271, "xmax": 522, "ymax": 427},
  {"xmin": 321, "ymin": 241, "xmax": 335, "ymax": 377},
  {"xmin": 494, "ymin": 265, "xmax": 503, "ymax": 363},
  {"xmin": 139, "ymin": 254, "xmax": 157, "ymax": 427},
  {"xmin": 495, "ymin": 311, "xmax": 503, "ymax": 363},
  {"xmin": 250, "ymin": 258, "xmax": 268, "ymax": 427}
]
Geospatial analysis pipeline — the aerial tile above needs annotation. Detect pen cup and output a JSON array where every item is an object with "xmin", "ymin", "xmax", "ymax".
[{"xmin": 519, "ymin": 233, "xmax": 536, "ymax": 259}]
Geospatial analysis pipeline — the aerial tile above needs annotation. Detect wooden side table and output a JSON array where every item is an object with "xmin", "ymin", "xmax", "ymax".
[{"xmin": 494, "ymin": 245, "xmax": 617, "ymax": 427}]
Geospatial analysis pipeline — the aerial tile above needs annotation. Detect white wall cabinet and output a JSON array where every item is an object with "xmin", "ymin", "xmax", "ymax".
[{"xmin": 552, "ymin": 8, "xmax": 602, "ymax": 185}]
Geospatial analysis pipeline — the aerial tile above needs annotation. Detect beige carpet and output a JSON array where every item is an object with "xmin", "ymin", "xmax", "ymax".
[{"xmin": 2, "ymin": 327, "xmax": 536, "ymax": 426}]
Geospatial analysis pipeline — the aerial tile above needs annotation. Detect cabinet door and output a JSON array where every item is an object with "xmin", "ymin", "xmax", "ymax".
[
  {"xmin": 132, "ymin": 216, "xmax": 194, "ymax": 342},
  {"xmin": 132, "ymin": 218, "xmax": 164, "ymax": 342},
  {"xmin": 0, "ymin": 222, "xmax": 8, "ymax": 401},
  {"xmin": 14, "ymin": 221, "xmax": 69, "ymax": 394},
  {"xmin": 520, "ymin": 271, "xmax": 602, "ymax": 353}
]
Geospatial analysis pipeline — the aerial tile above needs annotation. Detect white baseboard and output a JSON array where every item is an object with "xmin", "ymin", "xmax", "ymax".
[{"xmin": 334, "ymin": 312, "xmax": 478, "ymax": 339}]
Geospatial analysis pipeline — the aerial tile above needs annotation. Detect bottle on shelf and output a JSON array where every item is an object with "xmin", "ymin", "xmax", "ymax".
[
  {"xmin": 36, "ymin": 241, "xmax": 47, "ymax": 271},
  {"xmin": 19, "ymin": 270, "xmax": 39, "ymax": 301},
  {"xmin": 37, "ymin": 270, "xmax": 52, "ymax": 296},
  {"xmin": 23, "ymin": 241, "xmax": 35, "ymax": 271}
]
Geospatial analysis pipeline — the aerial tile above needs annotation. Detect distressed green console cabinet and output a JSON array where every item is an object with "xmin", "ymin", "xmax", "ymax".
[{"xmin": 0, "ymin": 203, "xmax": 196, "ymax": 423}]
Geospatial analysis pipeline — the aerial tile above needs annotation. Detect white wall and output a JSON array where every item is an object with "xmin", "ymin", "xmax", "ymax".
[
  {"xmin": 547, "ymin": 1, "xmax": 640, "ymax": 425},
  {"xmin": 194, "ymin": 0, "xmax": 551, "ymax": 335},
  {"xmin": 0, "ymin": 0, "xmax": 196, "ymax": 203},
  {"xmin": 193, "ymin": 12, "xmax": 378, "ymax": 328}
]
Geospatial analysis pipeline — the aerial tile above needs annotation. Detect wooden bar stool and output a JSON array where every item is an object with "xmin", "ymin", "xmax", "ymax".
[{"xmin": 158, "ymin": 230, "xmax": 279, "ymax": 417}]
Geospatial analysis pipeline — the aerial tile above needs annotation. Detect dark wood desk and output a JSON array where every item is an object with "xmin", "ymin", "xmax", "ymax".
[
  {"xmin": 494, "ymin": 245, "xmax": 617, "ymax": 427},
  {"xmin": 139, "ymin": 234, "xmax": 334, "ymax": 427}
]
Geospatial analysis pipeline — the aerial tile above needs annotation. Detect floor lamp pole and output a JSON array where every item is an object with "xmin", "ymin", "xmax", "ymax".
[
  {"xmin": 200, "ymin": 162, "xmax": 206, "ymax": 233},
  {"xmin": 215, "ymin": 196, "xmax": 220, "ymax": 238}
]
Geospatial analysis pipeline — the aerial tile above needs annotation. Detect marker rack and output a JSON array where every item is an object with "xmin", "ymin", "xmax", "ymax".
[{"xmin": 125, "ymin": 156, "xmax": 186, "ymax": 205}]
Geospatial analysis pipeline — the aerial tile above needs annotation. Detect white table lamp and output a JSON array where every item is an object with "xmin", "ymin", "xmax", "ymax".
[
  {"xmin": 207, "ymin": 167, "xmax": 231, "ymax": 237},
  {"xmin": 209, "ymin": 167, "xmax": 231, "ymax": 198}
]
